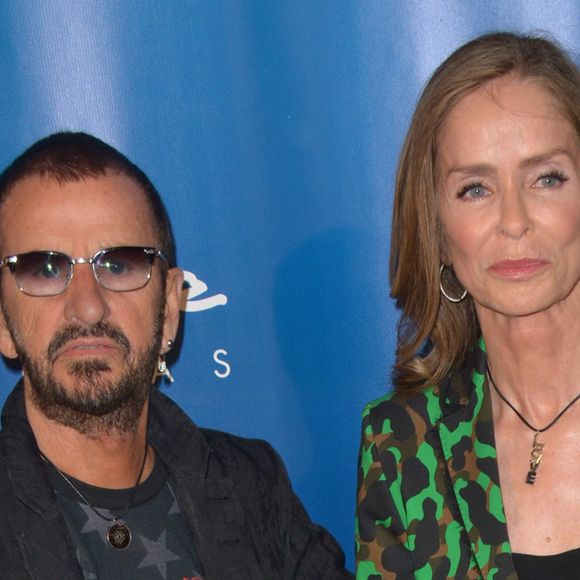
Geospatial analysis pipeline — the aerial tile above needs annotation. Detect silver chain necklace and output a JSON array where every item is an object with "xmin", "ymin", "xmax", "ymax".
[{"xmin": 40, "ymin": 444, "xmax": 148, "ymax": 549}]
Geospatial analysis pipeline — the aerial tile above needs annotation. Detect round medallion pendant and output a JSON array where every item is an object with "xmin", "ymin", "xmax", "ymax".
[{"xmin": 107, "ymin": 523, "xmax": 131, "ymax": 549}]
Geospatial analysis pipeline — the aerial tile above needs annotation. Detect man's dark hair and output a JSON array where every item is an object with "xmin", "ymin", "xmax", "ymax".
[{"xmin": 0, "ymin": 132, "xmax": 176, "ymax": 267}]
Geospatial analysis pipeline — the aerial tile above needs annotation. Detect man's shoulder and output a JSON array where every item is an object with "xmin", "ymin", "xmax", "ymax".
[
  {"xmin": 150, "ymin": 392, "xmax": 280, "ymax": 468},
  {"xmin": 199, "ymin": 427, "xmax": 286, "ymax": 481},
  {"xmin": 199, "ymin": 426, "xmax": 275, "ymax": 452},
  {"xmin": 151, "ymin": 389, "xmax": 288, "ymax": 483}
]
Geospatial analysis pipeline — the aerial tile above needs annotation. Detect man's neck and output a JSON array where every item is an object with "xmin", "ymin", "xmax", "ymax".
[{"xmin": 25, "ymin": 393, "xmax": 154, "ymax": 489}]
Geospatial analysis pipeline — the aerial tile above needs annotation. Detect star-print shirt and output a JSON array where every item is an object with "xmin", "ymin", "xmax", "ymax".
[{"xmin": 44, "ymin": 454, "xmax": 205, "ymax": 580}]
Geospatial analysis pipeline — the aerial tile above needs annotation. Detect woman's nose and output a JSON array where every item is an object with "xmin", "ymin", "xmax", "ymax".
[{"xmin": 497, "ymin": 187, "xmax": 533, "ymax": 240}]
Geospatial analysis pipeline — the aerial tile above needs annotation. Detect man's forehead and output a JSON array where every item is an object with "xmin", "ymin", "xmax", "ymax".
[{"xmin": 0, "ymin": 172, "xmax": 158, "ymax": 254}]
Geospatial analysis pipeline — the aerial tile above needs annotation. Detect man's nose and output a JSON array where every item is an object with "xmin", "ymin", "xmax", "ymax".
[{"xmin": 63, "ymin": 264, "xmax": 111, "ymax": 325}]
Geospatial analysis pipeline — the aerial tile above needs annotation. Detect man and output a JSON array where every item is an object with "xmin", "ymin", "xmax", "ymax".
[{"xmin": 0, "ymin": 132, "xmax": 351, "ymax": 579}]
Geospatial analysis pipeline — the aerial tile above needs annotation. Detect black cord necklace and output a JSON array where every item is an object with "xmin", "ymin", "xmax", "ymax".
[
  {"xmin": 40, "ymin": 444, "xmax": 149, "ymax": 549},
  {"xmin": 487, "ymin": 363, "xmax": 580, "ymax": 485}
]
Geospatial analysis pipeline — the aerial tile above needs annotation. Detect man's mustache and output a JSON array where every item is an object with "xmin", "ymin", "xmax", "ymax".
[{"xmin": 47, "ymin": 322, "xmax": 131, "ymax": 362}]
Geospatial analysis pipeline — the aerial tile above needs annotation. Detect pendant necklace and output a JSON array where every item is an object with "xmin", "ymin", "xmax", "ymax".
[
  {"xmin": 487, "ymin": 363, "xmax": 580, "ymax": 485},
  {"xmin": 39, "ymin": 443, "xmax": 148, "ymax": 549}
]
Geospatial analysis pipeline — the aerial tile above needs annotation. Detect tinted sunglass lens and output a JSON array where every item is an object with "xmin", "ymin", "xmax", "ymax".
[
  {"xmin": 95, "ymin": 248, "xmax": 151, "ymax": 291},
  {"xmin": 16, "ymin": 253, "xmax": 70, "ymax": 296}
]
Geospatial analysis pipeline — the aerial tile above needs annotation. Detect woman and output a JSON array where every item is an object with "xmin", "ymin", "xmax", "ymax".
[{"xmin": 356, "ymin": 32, "xmax": 580, "ymax": 579}]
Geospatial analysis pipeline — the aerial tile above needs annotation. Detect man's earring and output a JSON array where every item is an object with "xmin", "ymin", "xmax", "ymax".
[{"xmin": 153, "ymin": 339, "xmax": 175, "ymax": 383}]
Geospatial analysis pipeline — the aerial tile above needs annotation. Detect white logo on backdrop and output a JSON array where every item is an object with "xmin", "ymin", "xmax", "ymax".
[
  {"xmin": 180, "ymin": 270, "xmax": 230, "ymax": 379},
  {"xmin": 213, "ymin": 349, "xmax": 231, "ymax": 379},
  {"xmin": 180, "ymin": 270, "xmax": 228, "ymax": 312}
]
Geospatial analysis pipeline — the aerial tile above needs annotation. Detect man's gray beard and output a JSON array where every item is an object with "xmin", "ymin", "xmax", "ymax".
[{"xmin": 7, "ymin": 314, "xmax": 163, "ymax": 437}]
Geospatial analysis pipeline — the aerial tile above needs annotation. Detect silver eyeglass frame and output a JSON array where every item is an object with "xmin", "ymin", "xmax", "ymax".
[{"xmin": 0, "ymin": 246, "xmax": 167, "ymax": 297}]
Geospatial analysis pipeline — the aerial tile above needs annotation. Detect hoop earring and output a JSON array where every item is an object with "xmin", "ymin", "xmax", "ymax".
[{"xmin": 439, "ymin": 264, "xmax": 467, "ymax": 303}]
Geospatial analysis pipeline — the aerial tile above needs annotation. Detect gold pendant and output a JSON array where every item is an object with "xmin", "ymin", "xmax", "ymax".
[{"xmin": 525, "ymin": 431, "xmax": 545, "ymax": 485}]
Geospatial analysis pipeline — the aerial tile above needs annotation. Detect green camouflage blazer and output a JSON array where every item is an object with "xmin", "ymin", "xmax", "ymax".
[{"xmin": 356, "ymin": 340, "xmax": 517, "ymax": 579}]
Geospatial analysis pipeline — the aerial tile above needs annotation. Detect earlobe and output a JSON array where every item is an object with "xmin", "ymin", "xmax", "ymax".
[
  {"xmin": 162, "ymin": 268, "xmax": 184, "ymax": 345},
  {"xmin": 439, "ymin": 236, "xmax": 450, "ymax": 266}
]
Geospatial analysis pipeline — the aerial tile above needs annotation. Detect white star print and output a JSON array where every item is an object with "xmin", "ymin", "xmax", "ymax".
[
  {"xmin": 167, "ymin": 485, "xmax": 180, "ymax": 515},
  {"xmin": 78, "ymin": 502, "xmax": 111, "ymax": 539},
  {"xmin": 138, "ymin": 530, "xmax": 180, "ymax": 578}
]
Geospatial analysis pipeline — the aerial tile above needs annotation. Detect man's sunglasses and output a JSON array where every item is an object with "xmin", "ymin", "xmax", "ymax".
[{"xmin": 0, "ymin": 246, "xmax": 168, "ymax": 297}]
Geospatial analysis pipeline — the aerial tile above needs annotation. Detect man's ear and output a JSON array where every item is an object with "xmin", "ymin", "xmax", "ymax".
[
  {"xmin": 0, "ymin": 304, "xmax": 18, "ymax": 359},
  {"xmin": 162, "ymin": 268, "xmax": 184, "ymax": 345}
]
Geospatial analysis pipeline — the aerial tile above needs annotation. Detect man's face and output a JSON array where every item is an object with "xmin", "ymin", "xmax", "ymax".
[{"xmin": 0, "ymin": 172, "xmax": 182, "ymax": 434}]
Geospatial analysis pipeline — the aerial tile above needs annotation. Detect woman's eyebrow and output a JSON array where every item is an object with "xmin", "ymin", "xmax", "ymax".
[
  {"xmin": 519, "ymin": 148, "xmax": 574, "ymax": 170},
  {"xmin": 446, "ymin": 147, "xmax": 575, "ymax": 179}
]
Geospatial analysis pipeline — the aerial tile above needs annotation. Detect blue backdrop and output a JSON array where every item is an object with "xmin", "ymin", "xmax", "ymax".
[{"xmin": 0, "ymin": 1, "xmax": 578, "ymax": 570}]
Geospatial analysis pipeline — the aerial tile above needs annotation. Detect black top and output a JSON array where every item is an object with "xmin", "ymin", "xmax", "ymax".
[
  {"xmin": 44, "ymin": 457, "xmax": 205, "ymax": 579},
  {"xmin": 512, "ymin": 547, "xmax": 580, "ymax": 579}
]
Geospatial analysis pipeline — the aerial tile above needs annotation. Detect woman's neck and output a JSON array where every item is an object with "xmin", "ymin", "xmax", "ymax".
[{"xmin": 478, "ymin": 295, "xmax": 580, "ymax": 417}]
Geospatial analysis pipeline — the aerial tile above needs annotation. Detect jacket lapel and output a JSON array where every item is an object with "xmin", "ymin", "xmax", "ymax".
[
  {"xmin": 2, "ymin": 384, "xmax": 84, "ymax": 578},
  {"xmin": 149, "ymin": 390, "xmax": 261, "ymax": 580},
  {"xmin": 436, "ymin": 346, "xmax": 516, "ymax": 578}
]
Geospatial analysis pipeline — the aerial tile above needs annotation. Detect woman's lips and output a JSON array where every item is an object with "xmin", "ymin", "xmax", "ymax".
[{"xmin": 488, "ymin": 258, "xmax": 549, "ymax": 279}]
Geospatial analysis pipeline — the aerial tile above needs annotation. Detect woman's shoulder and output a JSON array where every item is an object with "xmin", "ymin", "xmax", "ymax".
[{"xmin": 362, "ymin": 384, "xmax": 443, "ymax": 437}]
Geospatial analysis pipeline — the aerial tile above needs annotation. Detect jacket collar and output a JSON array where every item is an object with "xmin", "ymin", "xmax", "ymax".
[
  {"xmin": 1, "ymin": 382, "xmax": 56, "ymax": 513},
  {"xmin": 149, "ymin": 390, "xmax": 278, "ymax": 578},
  {"xmin": 147, "ymin": 389, "xmax": 250, "ymax": 578},
  {"xmin": 147, "ymin": 387, "xmax": 213, "ymax": 478},
  {"xmin": 436, "ymin": 339, "xmax": 516, "ymax": 578},
  {"xmin": 0, "ymin": 382, "xmax": 83, "ymax": 577}
]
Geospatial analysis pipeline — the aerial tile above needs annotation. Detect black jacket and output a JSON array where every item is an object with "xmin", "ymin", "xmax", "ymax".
[{"xmin": 0, "ymin": 383, "xmax": 352, "ymax": 579}]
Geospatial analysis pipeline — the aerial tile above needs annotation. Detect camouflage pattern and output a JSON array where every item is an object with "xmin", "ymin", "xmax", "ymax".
[{"xmin": 356, "ymin": 339, "xmax": 517, "ymax": 579}]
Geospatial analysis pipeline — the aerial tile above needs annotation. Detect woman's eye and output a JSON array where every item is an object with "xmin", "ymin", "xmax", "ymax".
[
  {"xmin": 457, "ymin": 183, "xmax": 488, "ymax": 199},
  {"xmin": 534, "ymin": 171, "xmax": 567, "ymax": 189}
]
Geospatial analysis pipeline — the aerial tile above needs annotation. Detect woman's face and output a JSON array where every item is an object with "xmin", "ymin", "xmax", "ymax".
[{"xmin": 437, "ymin": 77, "xmax": 580, "ymax": 319}]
